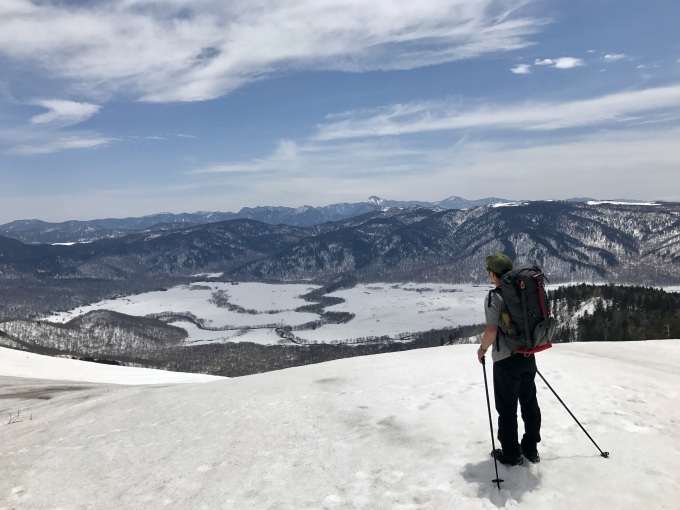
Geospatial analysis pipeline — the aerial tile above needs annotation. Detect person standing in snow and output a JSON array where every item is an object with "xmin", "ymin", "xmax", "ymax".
[{"xmin": 477, "ymin": 253, "xmax": 541, "ymax": 466}]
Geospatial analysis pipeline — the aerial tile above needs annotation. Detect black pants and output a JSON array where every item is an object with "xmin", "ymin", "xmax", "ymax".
[{"xmin": 493, "ymin": 354, "xmax": 541, "ymax": 456}]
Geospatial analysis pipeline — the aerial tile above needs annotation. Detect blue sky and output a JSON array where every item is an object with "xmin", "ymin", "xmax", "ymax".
[{"xmin": 1, "ymin": 0, "xmax": 679, "ymax": 223}]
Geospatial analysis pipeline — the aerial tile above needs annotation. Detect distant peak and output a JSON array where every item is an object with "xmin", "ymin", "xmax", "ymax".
[{"xmin": 367, "ymin": 196, "xmax": 385, "ymax": 205}]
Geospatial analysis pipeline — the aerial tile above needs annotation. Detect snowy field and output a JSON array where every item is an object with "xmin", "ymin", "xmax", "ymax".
[
  {"xmin": 43, "ymin": 282, "xmax": 499, "ymax": 345},
  {"xmin": 1, "ymin": 340, "xmax": 679, "ymax": 509},
  {"xmin": 45, "ymin": 282, "xmax": 321, "ymax": 345},
  {"xmin": 42, "ymin": 282, "xmax": 680, "ymax": 346},
  {"xmin": 296, "ymin": 283, "xmax": 488, "ymax": 342}
]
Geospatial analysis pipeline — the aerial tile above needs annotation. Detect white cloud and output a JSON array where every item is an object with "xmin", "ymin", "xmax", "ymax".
[
  {"xmin": 511, "ymin": 64, "xmax": 531, "ymax": 74},
  {"xmin": 552, "ymin": 57, "xmax": 584, "ymax": 69},
  {"xmin": 313, "ymin": 85, "xmax": 680, "ymax": 139},
  {"xmin": 0, "ymin": 0, "xmax": 548, "ymax": 103},
  {"xmin": 534, "ymin": 57, "xmax": 584, "ymax": 69},
  {"xmin": 0, "ymin": 0, "xmax": 36, "ymax": 16},
  {"xmin": 604, "ymin": 53, "xmax": 626, "ymax": 62},
  {"xmin": 30, "ymin": 100, "xmax": 100, "ymax": 126}
]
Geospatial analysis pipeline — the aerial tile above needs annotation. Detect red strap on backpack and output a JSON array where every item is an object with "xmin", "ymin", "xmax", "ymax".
[{"xmin": 515, "ymin": 343, "xmax": 553, "ymax": 355}]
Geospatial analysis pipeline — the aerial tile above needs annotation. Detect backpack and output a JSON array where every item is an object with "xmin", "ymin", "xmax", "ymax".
[{"xmin": 488, "ymin": 265, "xmax": 556, "ymax": 354}]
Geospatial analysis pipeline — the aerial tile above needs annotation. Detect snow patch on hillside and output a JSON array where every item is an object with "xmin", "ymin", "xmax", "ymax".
[
  {"xmin": 587, "ymin": 200, "xmax": 659, "ymax": 206},
  {"xmin": 491, "ymin": 201, "xmax": 529, "ymax": 207}
]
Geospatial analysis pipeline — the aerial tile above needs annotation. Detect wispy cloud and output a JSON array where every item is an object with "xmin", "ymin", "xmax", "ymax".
[
  {"xmin": 30, "ymin": 100, "xmax": 100, "ymax": 126},
  {"xmin": 314, "ymin": 85, "xmax": 680, "ymax": 140},
  {"xmin": 429, "ymin": 128, "xmax": 680, "ymax": 200},
  {"xmin": 181, "ymin": 127, "xmax": 680, "ymax": 206},
  {"xmin": 8, "ymin": 136, "xmax": 112, "ymax": 155},
  {"xmin": 0, "ymin": 0, "xmax": 548, "ymax": 103},
  {"xmin": 511, "ymin": 64, "xmax": 531, "ymax": 74},
  {"xmin": 603, "ymin": 53, "xmax": 626, "ymax": 62},
  {"xmin": 190, "ymin": 140, "xmax": 300, "ymax": 175},
  {"xmin": 189, "ymin": 138, "xmax": 425, "ymax": 179}
]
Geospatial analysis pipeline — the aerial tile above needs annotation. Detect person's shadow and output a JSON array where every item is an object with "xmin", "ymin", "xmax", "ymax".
[{"xmin": 461, "ymin": 457, "xmax": 541, "ymax": 508}]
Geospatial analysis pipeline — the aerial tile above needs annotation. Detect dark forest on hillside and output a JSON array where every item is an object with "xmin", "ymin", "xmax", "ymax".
[{"xmin": 549, "ymin": 284, "xmax": 680, "ymax": 342}]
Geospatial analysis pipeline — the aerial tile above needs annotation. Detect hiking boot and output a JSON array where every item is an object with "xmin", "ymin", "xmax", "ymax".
[
  {"xmin": 491, "ymin": 449, "xmax": 524, "ymax": 466},
  {"xmin": 520, "ymin": 444, "xmax": 540, "ymax": 463}
]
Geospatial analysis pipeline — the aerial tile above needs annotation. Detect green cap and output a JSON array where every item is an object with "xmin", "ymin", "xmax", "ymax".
[{"xmin": 485, "ymin": 252, "xmax": 513, "ymax": 274}]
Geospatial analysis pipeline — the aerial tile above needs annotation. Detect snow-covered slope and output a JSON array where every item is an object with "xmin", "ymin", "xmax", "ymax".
[
  {"xmin": 1, "ymin": 341, "xmax": 679, "ymax": 509},
  {"xmin": 0, "ymin": 347, "xmax": 224, "ymax": 385}
]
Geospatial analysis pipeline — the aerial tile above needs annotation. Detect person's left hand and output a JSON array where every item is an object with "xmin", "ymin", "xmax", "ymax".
[{"xmin": 477, "ymin": 347, "xmax": 486, "ymax": 364}]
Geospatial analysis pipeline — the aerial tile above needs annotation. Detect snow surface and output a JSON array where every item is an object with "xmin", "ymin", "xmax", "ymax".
[
  {"xmin": 2, "ymin": 340, "xmax": 679, "ymax": 509},
  {"xmin": 0, "ymin": 348, "xmax": 223, "ymax": 385},
  {"xmin": 296, "ymin": 283, "xmax": 487, "ymax": 342}
]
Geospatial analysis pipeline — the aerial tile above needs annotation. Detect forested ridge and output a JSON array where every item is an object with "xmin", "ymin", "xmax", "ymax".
[{"xmin": 550, "ymin": 284, "xmax": 680, "ymax": 342}]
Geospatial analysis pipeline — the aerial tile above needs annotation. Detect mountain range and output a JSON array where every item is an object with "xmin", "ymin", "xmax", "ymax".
[
  {"xmin": 0, "ymin": 196, "xmax": 516, "ymax": 244},
  {"xmin": 1, "ymin": 200, "xmax": 678, "ymax": 286}
]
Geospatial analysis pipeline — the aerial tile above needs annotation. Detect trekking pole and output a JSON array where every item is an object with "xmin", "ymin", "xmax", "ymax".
[
  {"xmin": 536, "ymin": 369, "xmax": 609, "ymax": 458},
  {"xmin": 481, "ymin": 357, "xmax": 503, "ymax": 489}
]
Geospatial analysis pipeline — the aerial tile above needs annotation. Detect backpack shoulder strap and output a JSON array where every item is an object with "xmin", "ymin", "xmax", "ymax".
[
  {"xmin": 487, "ymin": 287, "xmax": 504, "ymax": 352},
  {"xmin": 487, "ymin": 287, "xmax": 501, "ymax": 308}
]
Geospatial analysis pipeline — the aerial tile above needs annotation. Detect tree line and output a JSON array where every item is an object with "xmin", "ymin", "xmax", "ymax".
[{"xmin": 549, "ymin": 284, "xmax": 680, "ymax": 342}]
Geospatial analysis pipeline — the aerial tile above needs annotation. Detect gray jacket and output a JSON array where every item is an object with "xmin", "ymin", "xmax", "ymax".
[{"xmin": 485, "ymin": 289, "xmax": 513, "ymax": 363}]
